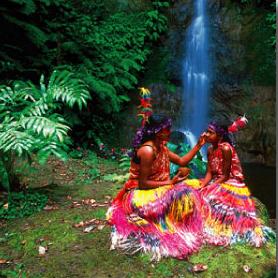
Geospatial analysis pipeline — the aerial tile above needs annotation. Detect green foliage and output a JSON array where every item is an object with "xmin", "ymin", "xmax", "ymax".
[
  {"xmin": 236, "ymin": 0, "xmax": 275, "ymax": 85},
  {"xmin": 0, "ymin": 70, "xmax": 90, "ymax": 190},
  {"xmin": 265, "ymin": 3, "xmax": 276, "ymax": 46},
  {"xmin": 103, "ymin": 173, "xmax": 130, "ymax": 184},
  {"xmin": 119, "ymin": 155, "xmax": 131, "ymax": 172},
  {"xmin": 0, "ymin": 0, "xmax": 170, "ymax": 147},
  {"xmin": 167, "ymin": 142, "xmax": 207, "ymax": 178},
  {"xmin": 0, "ymin": 191, "xmax": 48, "ymax": 219},
  {"xmin": 0, "ymin": 263, "xmax": 26, "ymax": 278},
  {"xmin": 69, "ymin": 148, "xmax": 84, "ymax": 159},
  {"xmin": 0, "ymin": 70, "xmax": 89, "ymax": 159},
  {"xmin": 86, "ymin": 168, "xmax": 101, "ymax": 180}
]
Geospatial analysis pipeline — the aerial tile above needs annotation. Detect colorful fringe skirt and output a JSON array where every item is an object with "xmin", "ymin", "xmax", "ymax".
[
  {"xmin": 107, "ymin": 183, "xmax": 203, "ymax": 260},
  {"xmin": 185, "ymin": 179, "xmax": 275, "ymax": 247}
]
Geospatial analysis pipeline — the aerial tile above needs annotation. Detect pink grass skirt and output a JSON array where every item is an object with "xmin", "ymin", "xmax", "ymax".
[
  {"xmin": 185, "ymin": 179, "xmax": 275, "ymax": 247},
  {"xmin": 107, "ymin": 183, "xmax": 203, "ymax": 260}
]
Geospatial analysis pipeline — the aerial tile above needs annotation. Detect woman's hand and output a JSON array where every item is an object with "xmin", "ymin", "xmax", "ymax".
[
  {"xmin": 171, "ymin": 167, "xmax": 190, "ymax": 184},
  {"xmin": 197, "ymin": 132, "xmax": 207, "ymax": 147},
  {"xmin": 177, "ymin": 167, "xmax": 190, "ymax": 179},
  {"xmin": 171, "ymin": 174, "xmax": 184, "ymax": 184}
]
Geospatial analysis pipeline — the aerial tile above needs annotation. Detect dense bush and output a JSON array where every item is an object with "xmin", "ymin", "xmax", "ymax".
[{"xmin": 0, "ymin": 70, "xmax": 90, "ymax": 191}]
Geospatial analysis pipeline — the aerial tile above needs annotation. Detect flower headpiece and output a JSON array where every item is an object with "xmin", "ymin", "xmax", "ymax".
[{"xmin": 137, "ymin": 87, "xmax": 153, "ymax": 126}]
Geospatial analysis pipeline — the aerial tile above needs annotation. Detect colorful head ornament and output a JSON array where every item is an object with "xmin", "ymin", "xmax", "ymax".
[{"xmin": 137, "ymin": 87, "xmax": 153, "ymax": 126}]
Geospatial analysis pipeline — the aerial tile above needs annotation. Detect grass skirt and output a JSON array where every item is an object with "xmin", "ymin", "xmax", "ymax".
[
  {"xmin": 107, "ymin": 183, "xmax": 203, "ymax": 260},
  {"xmin": 185, "ymin": 179, "xmax": 276, "ymax": 247}
]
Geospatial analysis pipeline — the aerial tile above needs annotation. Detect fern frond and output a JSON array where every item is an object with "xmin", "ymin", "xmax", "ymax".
[
  {"xmin": 36, "ymin": 141, "xmax": 69, "ymax": 164},
  {"xmin": 0, "ymin": 130, "xmax": 35, "ymax": 155},
  {"xmin": 48, "ymin": 70, "xmax": 90, "ymax": 110},
  {"xmin": 13, "ymin": 80, "xmax": 42, "ymax": 102},
  {"xmin": 23, "ymin": 101, "xmax": 49, "ymax": 116},
  {"xmin": 20, "ymin": 115, "xmax": 70, "ymax": 142},
  {"xmin": 0, "ymin": 86, "xmax": 14, "ymax": 104},
  {"xmin": 119, "ymin": 59, "xmax": 141, "ymax": 71}
]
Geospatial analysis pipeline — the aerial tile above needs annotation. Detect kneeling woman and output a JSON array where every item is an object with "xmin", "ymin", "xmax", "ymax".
[{"xmin": 107, "ymin": 115, "xmax": 206, "ymax": 260}]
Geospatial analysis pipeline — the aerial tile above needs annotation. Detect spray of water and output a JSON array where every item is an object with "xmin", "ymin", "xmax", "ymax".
[{"xmin": 178, "ymin": 129, "xmax": 207, "ymax": 161}]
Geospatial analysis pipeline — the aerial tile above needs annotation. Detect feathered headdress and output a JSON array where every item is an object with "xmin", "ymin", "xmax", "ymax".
[
  {"xmin": 137, "ymin": 87, "xmax": 153, "ymax": 126},
  {"xmin": 228, "ymin": 114, "xmax": 248, "ymax": 133}
]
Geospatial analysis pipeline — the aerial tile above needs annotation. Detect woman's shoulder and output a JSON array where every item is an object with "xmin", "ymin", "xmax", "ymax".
[
  {"xmin": 218, "ymin": 142, "xmax": 233, "ymax": 154},
  {"xmin": 139, "ymin": 141, "xmax": 155, "ymax": 151},
  {"xmin": 137, "ymin": 141, "xmax": 156, "ymax": 157}
]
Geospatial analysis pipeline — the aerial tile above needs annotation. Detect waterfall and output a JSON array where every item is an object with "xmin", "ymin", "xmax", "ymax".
[
  {"xmin": 178, "ymin": 129, "xmax": 207, "ymax": 161},
  {"xmin": 181, "ymin": 0, "xmax": 211, "ymax": 144}
]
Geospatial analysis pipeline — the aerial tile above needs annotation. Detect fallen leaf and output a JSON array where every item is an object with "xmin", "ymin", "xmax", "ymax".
[
  {"xmin": 190, "ymin": 264, "xmax": 208, "ymax": 273},
  {"xmin": 243, "ymin": 265, "xmax": 251, "ymax": 273},
  {"xmin": 73, "ymin": 218, "xmax": 97, "ymax": 228},
  {"xmin": 21, "ymin": 240, "xmax": 27, "ymax": 245},
  {"xmin": 44, "ymin": 205, "xmax": 59, "ymax": 211},
  {"xmin": 97, "ymin": 224, "xmax": 105, "ymax": 230},
  {"xmin": 71, "ymin": 203, "xmax": 81, "ymax": 208},
  {"xmin": 82, "ymin": 199, "xmax": 90, "ymax": 205},
  {"xmin": 38, "ymin": 246, "xmax": 48, "ymax": 255},
  {"xmin": 73, "ymin": 221, "xmax": 84, "ymax": 228},
  {"xmin": 83, "ymin": 225, "xmax": 95, "ymax": 233}
]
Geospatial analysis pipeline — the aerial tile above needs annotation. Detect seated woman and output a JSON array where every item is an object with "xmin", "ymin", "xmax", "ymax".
[
  {"xmin": 106, "ymin": 114, "xmax": 206, "ymax": 260},
  {"xmin": 186, "ymin": 117, "xmax": 275, "ymax": 246}
]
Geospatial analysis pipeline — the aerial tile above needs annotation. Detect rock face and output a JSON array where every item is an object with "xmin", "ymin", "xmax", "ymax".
[{"xmin": 206, "ymin": 0, "xmax": 275, "ymax": 166}]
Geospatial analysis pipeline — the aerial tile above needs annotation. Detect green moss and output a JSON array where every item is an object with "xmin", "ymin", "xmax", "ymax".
[{"xmin": 0, "ymin": 157, "xmax": 276, "ymax": 277}]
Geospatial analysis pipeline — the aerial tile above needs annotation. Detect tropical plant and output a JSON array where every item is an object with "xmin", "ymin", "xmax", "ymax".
[
  {"xmin": 167, "ymin": 142, "xmax": 207, "ymax": 179},
  {"xmin": 0, "ymin": 70, "xmax": 90, "ymax": 191},
  {"xmin": 119, "ymin": 154, "xmax": 131, "ymax": 172}
]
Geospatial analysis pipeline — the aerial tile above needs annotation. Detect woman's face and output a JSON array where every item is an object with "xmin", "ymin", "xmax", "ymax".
[
  {"xmin": 156, "ymin": 127, "xmax": 171, "ymax": 142},
  {"xmin": 205, "ymin": 128, "xmax": 220, "ymax": 143}
]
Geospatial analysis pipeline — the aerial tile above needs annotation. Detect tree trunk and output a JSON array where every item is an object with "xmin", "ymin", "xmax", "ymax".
[{"xmin": 1, "ymin": 152, "xmax": 22, "ymax": 192}]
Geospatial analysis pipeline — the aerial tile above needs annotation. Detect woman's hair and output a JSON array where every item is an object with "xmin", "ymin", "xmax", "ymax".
[
  {"xmin": 208, "ymin": 120, "xmax": 234, "ymax": 145},
  {"xmin": 130, "ymin": 114, "xmax": 172, "ymax": 159}
]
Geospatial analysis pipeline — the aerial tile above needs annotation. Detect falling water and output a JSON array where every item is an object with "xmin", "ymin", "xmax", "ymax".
[
  {"xmin": 181, "ymin": 0, "xmax": 211, "ymax": 147},
  {"xmin": 177, "ymin": 129, "xmax": 207, "ymax": 160}
]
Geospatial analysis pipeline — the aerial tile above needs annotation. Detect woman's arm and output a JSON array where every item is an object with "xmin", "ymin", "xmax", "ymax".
[
  {"xmin": 168, "ymin": 134, "xmax": 206, "ymax": 167},
  {"xmin": 201, "ymin": 148, "xmax": 212, "ymax": 187},
  {"xmin": 137, "ymin": 146, "xmax": 172, "ymax": 189},
  {"xmin": 213, "ymin": 145, "xmax": 232, "ymax": 184}
]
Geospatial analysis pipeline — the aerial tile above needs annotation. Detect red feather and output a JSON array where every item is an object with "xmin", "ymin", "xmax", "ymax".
[{"xmin": 228, "ymin": 115, "xmax": 248, "ymax": 133}]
